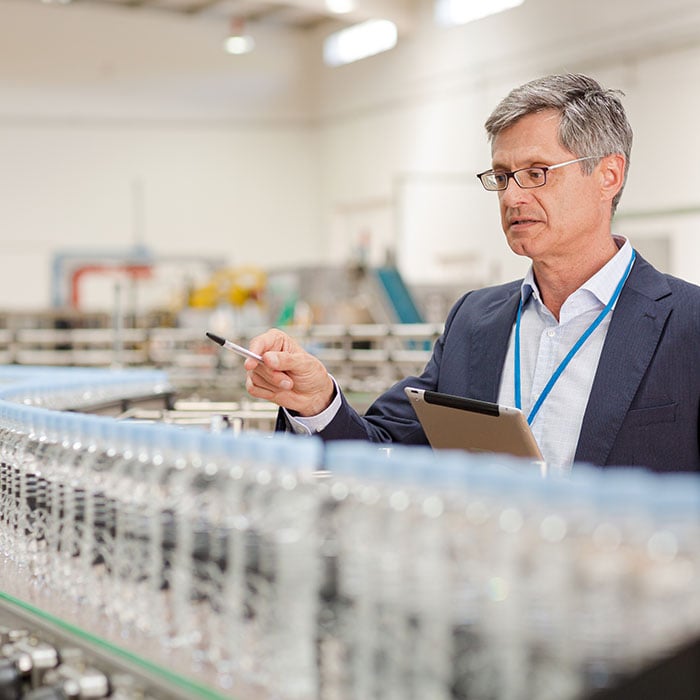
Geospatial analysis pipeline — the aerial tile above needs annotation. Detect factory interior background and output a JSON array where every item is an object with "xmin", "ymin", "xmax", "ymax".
[{"xmin": 2, "ymin": 0, "xmax": 700, "ymax": 322}]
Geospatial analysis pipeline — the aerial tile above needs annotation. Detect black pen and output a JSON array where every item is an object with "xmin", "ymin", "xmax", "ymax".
[{"xmin": 206, "ymin": 332, "xmax": 263, "ymax": 362}]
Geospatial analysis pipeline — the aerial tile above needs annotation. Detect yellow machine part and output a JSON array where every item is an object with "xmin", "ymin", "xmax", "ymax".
[{"xmin": 188, "ymin": 266, "xmax": 266, "ymax": 309}]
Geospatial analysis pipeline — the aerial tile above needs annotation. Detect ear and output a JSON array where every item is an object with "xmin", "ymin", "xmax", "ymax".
[{"xmin": 598, "ymin": 153, "xmax": 626, "ymax": 204}]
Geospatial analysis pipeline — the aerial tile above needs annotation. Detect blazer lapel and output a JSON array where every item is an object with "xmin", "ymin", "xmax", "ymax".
[
  {"xmin": 575, "ymin": 256, "xmax": 672, "ymax": 466},
  {"xmin": 467, "ymin": 288, "xmax": 521, "ymax": 402}
]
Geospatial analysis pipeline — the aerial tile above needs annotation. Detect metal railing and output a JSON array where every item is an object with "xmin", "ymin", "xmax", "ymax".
[{"xmin": 0, "ymin": 323, "xmax": 444, "ymax": 397}]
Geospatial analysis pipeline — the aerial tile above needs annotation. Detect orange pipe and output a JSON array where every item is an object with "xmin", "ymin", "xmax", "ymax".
[{"xmin": 70, "ymin": 264, "xmax": 152, "ymax": 309}]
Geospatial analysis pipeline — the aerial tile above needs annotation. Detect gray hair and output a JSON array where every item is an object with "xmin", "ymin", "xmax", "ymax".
[{"xmin": 484, "ymin": 74, "xmax": 633, "ymax": 214}]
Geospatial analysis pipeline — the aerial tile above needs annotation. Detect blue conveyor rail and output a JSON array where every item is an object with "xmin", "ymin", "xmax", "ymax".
[{"xmin": 374, "ymin": 266, "xmax": 424, "ymax": 324}]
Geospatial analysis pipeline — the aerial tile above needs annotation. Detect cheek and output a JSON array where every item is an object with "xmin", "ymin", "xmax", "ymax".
[
  {"xmin": 559, "ymin": 181, "xmax": 595, "ymax": 216},
  {"xmin": 497, "ymin": 196, "xmax": 508, "ymax": 222},
  {"xmin": 556, "ymin": 198, "xmax": 589, "ymax": 230}
]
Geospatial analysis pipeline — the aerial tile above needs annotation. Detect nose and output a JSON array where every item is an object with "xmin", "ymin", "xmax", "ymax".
[{"xmin": 499, "ymin": 177, "xmax": 531, "ymax": 207}]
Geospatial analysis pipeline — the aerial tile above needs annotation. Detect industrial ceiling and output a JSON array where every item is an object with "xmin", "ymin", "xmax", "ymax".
[{"xmin": 43, "ymin": 0, "xmax": 418, "ymax": 31}]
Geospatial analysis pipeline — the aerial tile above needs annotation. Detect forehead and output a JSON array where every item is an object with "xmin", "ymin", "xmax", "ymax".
[{"xmin": 490, "ymin": 110, "xmax": 569, "ymax": 166}]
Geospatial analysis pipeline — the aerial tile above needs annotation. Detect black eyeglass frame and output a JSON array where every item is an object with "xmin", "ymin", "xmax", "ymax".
[{"xmin": 476, "ymin": 155, "xmax": 603, "ymax": 191}]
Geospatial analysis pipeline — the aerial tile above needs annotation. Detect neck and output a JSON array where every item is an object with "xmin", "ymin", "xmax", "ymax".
[{"xmin": 533, "ymin": 238, "xmax": 620, "ymax": 320}]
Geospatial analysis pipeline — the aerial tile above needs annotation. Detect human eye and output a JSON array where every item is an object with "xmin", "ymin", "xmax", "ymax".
[
  {"xmin": 520, "ymin": 168, "xmax": 546, "ymax": 186},
  {"xmin": 490, "ymin": 172, "xmax": 508, "ymax": 188}
]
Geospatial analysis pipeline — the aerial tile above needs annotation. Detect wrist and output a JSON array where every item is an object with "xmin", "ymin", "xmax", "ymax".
[{"xmin": 299, "ymin": 375, "xmax": 336, "ymax": 417}]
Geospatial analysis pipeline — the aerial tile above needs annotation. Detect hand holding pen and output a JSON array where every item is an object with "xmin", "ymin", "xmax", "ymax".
[{"xmin": 207, "ymin": 329, "xmax": 334, "ymax": 417}]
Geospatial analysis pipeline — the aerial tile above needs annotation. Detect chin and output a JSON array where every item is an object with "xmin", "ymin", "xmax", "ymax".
[{"xmin": 505, "ymin": 236, "xmax": 535, "ymax": 259}]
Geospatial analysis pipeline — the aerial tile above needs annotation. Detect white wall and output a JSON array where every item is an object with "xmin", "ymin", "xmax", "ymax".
[
  {"xmin": 0, "ymin": 122, "xmax": 319, "ymax": 306},
  {"xmin": 2, "ymin": 0, "xmax": 700, "ymax": 309}
]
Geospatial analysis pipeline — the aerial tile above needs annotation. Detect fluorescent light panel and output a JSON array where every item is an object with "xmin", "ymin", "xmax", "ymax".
[
  {"xmin": 435, "ymin": 0, "xmax": 525, "ymax": 26},
  {"xmin": 325, "ymin": 0, "xmax": 355, "ymax": 13},
  {"xmin": 224, "ymin": 34, "xmax": 255, "ymax": 55},
  {"xmin": 323, "ymin": 19, "xmax": 398, "ymax": 67}
]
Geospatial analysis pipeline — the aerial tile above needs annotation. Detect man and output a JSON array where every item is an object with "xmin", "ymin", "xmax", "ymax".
[{"xmin": 244, "ymin": 73, "xmax": 700, "ymax": 473}]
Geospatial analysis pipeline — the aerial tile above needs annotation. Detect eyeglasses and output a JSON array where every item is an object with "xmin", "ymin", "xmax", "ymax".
[{"xmin": 476, "ymin": 155, "xmax": 602, "ymax": 191}]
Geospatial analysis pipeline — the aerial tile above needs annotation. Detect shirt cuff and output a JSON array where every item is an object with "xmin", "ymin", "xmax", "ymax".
[{"xmin": 283, "ymin": 376, "xmax": 342, "ymax": 435}]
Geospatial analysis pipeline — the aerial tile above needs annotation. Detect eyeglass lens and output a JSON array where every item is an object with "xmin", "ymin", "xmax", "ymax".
[{"xmin": 483, "ymin": 168, "xmax": 546, "ymax": 190}]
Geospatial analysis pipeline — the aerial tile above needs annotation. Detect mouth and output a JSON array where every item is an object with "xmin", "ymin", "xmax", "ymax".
[{"xmin": 509, "ymin": 217, "xmax": 540, "ymax": 227}]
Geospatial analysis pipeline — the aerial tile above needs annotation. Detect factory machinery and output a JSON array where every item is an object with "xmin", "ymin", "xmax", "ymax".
[
  {"xmin": 0, "ymin": 321, "xmax": 444, "ymax": 406},
  {"xmin": 0, "ymin": 365, "xmax": 698, "ymax": 699}
]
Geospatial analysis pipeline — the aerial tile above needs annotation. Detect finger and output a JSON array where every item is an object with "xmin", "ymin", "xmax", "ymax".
[
  {"xmin": 246, "ymin": 374, "xmax": 294, "ymax": 403},
  {"xmin": 248, "ymin": 328, "xmax": 291, "ymax": 356},
  {"xmin": 249, "ymin": 357, "xmax": 293, "ymax": 386},
  {"xmin": 247, "ymin": 365, "xmax": 293, "ymax": 393},
  {"xmin": 262, "ymin": 349, "xmax": 316, "ymax": 375},
  {"xmin": 246, "ymin": 375, "xmax": 281, "ymax": 403},
  {"xmin": 243, "ymin": 356, "xmax": 261, "ymax": 371}
]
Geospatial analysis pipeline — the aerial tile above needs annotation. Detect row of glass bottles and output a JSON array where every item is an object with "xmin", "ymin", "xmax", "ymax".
[
  {"xmin": 320, "ymin": 443, "xmax": 700, "ymax": 700},
  {"xmin": 0, "ymin": 367, "xmax": 170, "ymax": 410},
  {"xmin": 0, "ymin": 399, "xmax": 698, "ymax": 700},
  {"xmin": 0, "ymin": 402, "xmax": 324, "ymax": 699}
]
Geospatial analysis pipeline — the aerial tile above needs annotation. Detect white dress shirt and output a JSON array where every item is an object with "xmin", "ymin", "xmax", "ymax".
[{"xmin": 498, "ymin": 236, "xmax": 634, "ymax": 469}]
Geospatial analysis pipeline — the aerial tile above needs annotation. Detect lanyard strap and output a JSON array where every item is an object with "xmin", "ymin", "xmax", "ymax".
[{"xmin": 515, "ymin": 249, "xmax": 636, "ymax": 425}]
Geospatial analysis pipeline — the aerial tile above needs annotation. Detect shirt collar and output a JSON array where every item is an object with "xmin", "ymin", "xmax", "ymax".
[{"xmin": 520, "ymin": 235, "xmax": 634, "ymax": 309}]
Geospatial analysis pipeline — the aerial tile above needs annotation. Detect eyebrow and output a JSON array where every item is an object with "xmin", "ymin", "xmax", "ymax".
[
  {"xmin": 490, "ymin": 162, "xmax": 538, "ymax": 172},
  {"xmin": 490, "ymin": 155, "xmax": 553, "ymax": 171}
]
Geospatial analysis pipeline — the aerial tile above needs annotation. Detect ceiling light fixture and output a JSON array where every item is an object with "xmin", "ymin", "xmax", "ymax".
[
  {"xmin": 435, "ymin": 0, "xmax": 525, "ymax": 26},
  {"xmin": 323, "ymin": 19, "xmax": 398, "ymax": 67},
  {"xmin": 223, "ymin": 17, "xmax": 255, "ymax": 55},
  {"xmin": 325, "ymin": 0, "xmax": 355, "ymax": 13}
]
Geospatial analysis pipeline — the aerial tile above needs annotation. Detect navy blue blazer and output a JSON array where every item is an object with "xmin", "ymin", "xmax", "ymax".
[{"xmin": 280, "ymin": 254, "xmax": 700, "ymax": 472}]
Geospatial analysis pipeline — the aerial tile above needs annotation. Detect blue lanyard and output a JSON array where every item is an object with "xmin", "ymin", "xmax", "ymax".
[{"xmin": 514, "ymin": 249, "xmax": 636, "ymax": 425}]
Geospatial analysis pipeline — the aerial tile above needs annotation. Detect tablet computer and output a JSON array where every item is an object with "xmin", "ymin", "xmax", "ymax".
[{"xmin": 404, "ymin": 387, "xmax": 543, "ymax": 460}]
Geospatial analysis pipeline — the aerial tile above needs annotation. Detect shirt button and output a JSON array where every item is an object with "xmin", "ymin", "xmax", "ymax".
[{"xmin": 547, "ymin": 329, "xmax": 556, "ymax": 338}]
